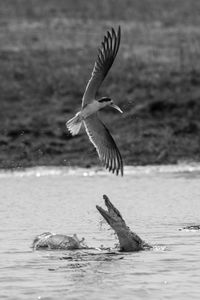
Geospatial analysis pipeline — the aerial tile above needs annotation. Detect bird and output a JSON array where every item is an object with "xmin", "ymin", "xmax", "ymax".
[{"xmin": 66, "ymin": 26, "xmax": 123, "ymax": 176}]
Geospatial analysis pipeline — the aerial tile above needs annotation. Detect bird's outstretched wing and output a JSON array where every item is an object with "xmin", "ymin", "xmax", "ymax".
[
  {"xmin": 83, "ymin": 114, "xmax": 123, "ymax": 176},
  {"xmin": 82, "ymin": 26, "xmax": 121, "ymax": 108}
]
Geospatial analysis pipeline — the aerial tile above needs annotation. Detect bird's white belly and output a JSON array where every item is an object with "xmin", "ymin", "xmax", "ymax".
[{"xmin": 81, "ymin": 101, "xmax": 100, "ymax": 119}]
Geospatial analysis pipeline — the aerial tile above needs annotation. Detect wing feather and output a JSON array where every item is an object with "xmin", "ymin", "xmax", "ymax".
[
  {"xmin": 83, "ymin": 114, "xmax": 123, "ymax": 176},
  {"xmin": 82, "ymin": 26, "xmax": 121, "ymax": 107}
]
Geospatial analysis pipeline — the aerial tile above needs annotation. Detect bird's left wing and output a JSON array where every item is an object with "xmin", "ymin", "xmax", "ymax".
[
  {"xmin": 82, "ymin": 26, "xmax": 121, "ymax": 108},
  {"xmin": 83, "ymin": 114, "xmax": 123, "ymax": 176}
]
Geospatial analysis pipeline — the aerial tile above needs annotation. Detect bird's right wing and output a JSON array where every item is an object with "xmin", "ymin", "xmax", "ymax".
[
  {"xmin": 82, "ymin": 26, "xmax": 121, "ymax": 108},
  {"xmin": 83, "ymin": 114, "xmax": 123, "ymax": 176}
]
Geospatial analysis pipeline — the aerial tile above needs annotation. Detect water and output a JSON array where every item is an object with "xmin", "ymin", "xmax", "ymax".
[{"xmin": 1, "ymin": 165, "xmax": 200, "ymax": 300}]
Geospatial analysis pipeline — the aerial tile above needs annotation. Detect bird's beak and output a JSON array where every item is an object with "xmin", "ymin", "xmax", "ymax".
[{"xmin": 110, "ymin": 103, "xmax": 123, "ymax": 113}]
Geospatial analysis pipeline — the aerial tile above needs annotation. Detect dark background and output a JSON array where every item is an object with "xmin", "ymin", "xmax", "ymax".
[{"xmin": 1, "ymin": 0, "xmax": 200, "ymax": 169}]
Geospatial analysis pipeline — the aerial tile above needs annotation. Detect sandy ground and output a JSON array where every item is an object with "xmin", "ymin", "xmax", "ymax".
[{"xmin": 1, "ymin": 0, "xmax": 200, "ymax": 169}]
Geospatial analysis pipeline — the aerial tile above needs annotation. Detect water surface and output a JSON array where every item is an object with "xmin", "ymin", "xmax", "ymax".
[{"xmin": 1, "ymin": 165, "xmax": 200, "ymax": 300}]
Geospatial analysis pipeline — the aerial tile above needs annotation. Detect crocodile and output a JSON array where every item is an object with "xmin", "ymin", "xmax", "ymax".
[{"xmin": 33, "ymin": 195, "xmax": 151, "ymax": 252}]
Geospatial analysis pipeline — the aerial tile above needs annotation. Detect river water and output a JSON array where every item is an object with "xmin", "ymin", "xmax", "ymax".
[{"xmin": 1, "ymin": 165, "xmax": 200, "ymax": 300}]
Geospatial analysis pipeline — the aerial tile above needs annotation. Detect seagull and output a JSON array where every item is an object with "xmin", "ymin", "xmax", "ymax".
[{"xmin": 66, "ymin": 26, "xmax": 123, "ymax": 176}]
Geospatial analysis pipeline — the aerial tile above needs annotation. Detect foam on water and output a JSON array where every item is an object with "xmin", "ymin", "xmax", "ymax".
[{"xmin": 1, "ymin": 162, "xmax": 200, "ymax": 178}]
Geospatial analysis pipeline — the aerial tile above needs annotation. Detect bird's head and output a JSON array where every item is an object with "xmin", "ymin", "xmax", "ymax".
[{"xmin": 98, "ymin": 97, "xmax": 123, "ymax": 113}]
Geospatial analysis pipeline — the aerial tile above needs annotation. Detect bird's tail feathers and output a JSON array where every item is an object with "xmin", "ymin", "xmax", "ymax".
[{"xmin": 66, "ymin": 113, "xmax": 82, "ymax": 136}]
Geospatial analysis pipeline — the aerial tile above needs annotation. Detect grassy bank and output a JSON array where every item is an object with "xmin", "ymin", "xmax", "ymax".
[{"xmin": 1, "ymin": 0, "xmax": 200, "ymax": 169}]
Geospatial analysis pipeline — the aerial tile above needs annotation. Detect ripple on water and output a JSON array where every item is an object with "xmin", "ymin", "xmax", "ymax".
[{"xmin": 1, "ymin": 165, "xmax": 200, "ymax": 300}]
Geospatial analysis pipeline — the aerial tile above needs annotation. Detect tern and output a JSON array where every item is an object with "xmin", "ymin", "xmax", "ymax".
[{"xmin": 66, "ymin": 26, "xmax": 123, "ymax": 176}]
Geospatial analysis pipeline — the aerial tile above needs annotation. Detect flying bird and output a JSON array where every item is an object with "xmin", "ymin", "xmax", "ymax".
[{"xmin": 66, "ymin": 26, "xmax": 123, "ymax": 176}]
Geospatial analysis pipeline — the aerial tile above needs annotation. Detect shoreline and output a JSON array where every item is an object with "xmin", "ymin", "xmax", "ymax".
[{"xmin": 1, "ymin": 162, "xmax": 200, "ymax": 178}]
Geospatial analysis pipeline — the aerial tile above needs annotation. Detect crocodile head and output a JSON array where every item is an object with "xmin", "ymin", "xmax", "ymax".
[
  {"xmin": 96, "ymin": 195, "xmax": 126, "ymax": 230},
  {"xmin": 96, "ymin": 195, "xmax": 149, "ymax": 252}
]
